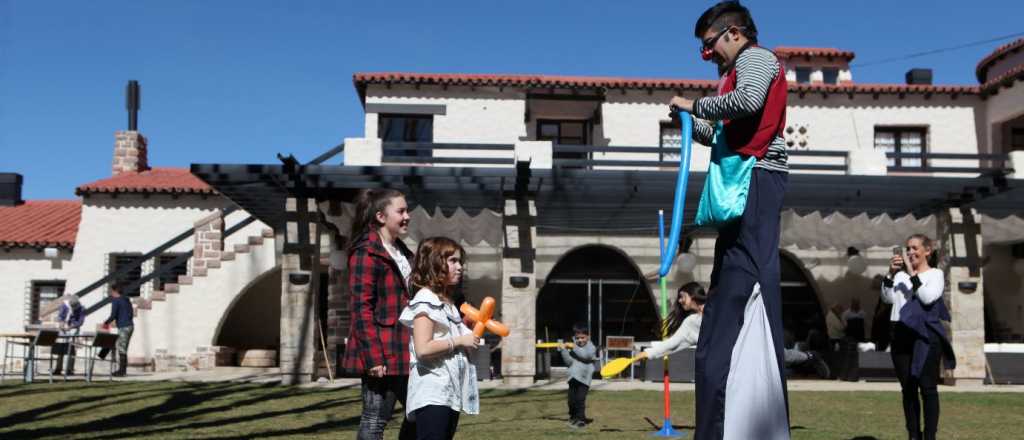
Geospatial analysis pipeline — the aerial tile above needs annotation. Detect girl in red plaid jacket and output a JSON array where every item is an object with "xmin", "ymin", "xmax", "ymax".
[{"xmin": 342, "ymin": 188, "xmax": 417, "ymax": 440}]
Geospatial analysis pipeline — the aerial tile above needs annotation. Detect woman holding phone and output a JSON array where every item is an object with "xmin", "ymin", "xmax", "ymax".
[{"xmin": 881, "ymin": 234, "xmax": 955, "ymax": 440}]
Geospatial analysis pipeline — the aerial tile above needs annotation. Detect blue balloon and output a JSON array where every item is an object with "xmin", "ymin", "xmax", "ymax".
[{"xmin": 658, "ymin": 111, "xmax": 693, "ymax": 277}]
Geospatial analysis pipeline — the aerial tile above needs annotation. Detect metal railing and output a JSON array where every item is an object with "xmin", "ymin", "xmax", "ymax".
[
  {"xmin": 886, "ymin": 152, "xmax": 1011, "ymax": 175},
  {"xmin": 382, "ymin": 142, "xmax": 515, "ymax": 166}
]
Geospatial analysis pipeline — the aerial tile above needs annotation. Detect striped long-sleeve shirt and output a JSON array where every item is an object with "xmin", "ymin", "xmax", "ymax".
[{"xmin": 691, "ymin": 47, "xmax": 789, "ymax": 173}]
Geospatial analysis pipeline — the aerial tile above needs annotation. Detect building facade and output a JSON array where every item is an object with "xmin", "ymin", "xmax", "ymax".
[{"xmin": 2, "ymin": 42, "xmax": 1023, "ymax": 385}]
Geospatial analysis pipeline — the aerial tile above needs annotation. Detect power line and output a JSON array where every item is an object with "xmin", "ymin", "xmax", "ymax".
[{"xmin": 851, "ymin": 31, "xmax": 1024, "ymax": 68}]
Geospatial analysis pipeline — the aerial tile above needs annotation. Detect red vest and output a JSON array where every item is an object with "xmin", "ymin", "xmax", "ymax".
[{"xmin": 718, "ymin": 47, "xmax": 788, "ymax": 158}]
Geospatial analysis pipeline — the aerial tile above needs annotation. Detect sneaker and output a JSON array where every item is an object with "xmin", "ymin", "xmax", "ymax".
[
  {"xmin": 583, "ymin": 418, "xmax": 594, "ymax": 425},
  {"xmin": 573, "ymin": 420, "xmax": 587, "ymax": 428},
  {"xmin": 808, "ymin": 352, "xmax": 831, "ymax": 379},
  {"xmin": 568, "ymin": 420, "xmax": 580, "ymax": 428}
]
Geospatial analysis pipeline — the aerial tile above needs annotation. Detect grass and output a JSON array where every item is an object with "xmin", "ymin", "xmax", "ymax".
[{"xmin": 0, "ymin": 381, "xmax": 1021, "ymax": 439}]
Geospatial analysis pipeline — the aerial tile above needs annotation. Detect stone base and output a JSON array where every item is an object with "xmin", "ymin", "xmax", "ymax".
[
  {"xmin": 281, "ymin": 372, "xmax": 314, "ymax": 385},
  {"xmin": 502, "ymin": 375, "xmax": 535, "ymax": 388}
]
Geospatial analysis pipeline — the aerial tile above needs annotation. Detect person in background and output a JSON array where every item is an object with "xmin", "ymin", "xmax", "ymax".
[
  {"xmin": 557, "ymin": 323, "xmax": 598, "ymax": 429},
  {"xmin": 52, "ymin": 294, "xmax": 85, "ymax": 376},
  {"xmin": 881, "ymin": 234, "xmax": 955, "ymax": 440},
  {"xmin": 840, "ymin": 298, "xmax": 866, "ymax": 381},
  {"xmin": 102, "ymin": 282, "xmax": 134, "ymax": 377}
]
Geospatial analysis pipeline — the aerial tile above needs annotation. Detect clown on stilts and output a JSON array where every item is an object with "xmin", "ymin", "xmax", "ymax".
[{"xmin": 670, "ymin": 1, "xmax": 791, "ymax": 439}]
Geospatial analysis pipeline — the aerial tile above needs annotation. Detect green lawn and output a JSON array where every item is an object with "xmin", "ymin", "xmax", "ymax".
[{"xmin": 0, "ymin": 381, "xmax": 1020, "ymax": 439}]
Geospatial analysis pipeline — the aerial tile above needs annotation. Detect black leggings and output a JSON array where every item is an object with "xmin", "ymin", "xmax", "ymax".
[
  {"xmin": 891, "ymin": 322, "xmax": 941, "ymax": 439},
  {"xmin": 414, "ymin": 405, "xmax": 460, "ymax": 440}
]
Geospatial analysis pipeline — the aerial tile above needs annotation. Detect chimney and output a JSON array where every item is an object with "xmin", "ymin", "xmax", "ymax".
[
  {"xmin": 905, "ymin": 68, "xmax": 933, "ymax": 85},
  {"xmin": 112, "ymin": 80, "xmax": 149, "ymax": 176},
  {"xmin": 0, "ymin": 173, "xmax": 24, "ymax": 206}
]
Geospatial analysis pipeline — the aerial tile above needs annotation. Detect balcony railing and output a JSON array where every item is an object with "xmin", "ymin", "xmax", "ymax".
[
  {"xmin": 886, "ymin": 152, "xmax": 1011, "ymax": 175},
  {"xmin": 336, "ymin": 140, "xmax": 1012, "ymax": 177},
  {"xmin": 382, "ymin": 141, "xmax": 514, "ymax": 166}
]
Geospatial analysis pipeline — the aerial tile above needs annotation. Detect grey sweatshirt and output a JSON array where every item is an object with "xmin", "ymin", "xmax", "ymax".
[{"xmin": 558, "ymin": 340, "xmax": 598, "ymax": 386}]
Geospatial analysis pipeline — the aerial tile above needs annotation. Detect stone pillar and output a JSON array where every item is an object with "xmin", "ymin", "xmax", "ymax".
[
  {"xmin": 112, "ymin": 130, "xmax": 149, "ymax": 175},
  {"xmin": 500, "ymin": 197, "xmax": 538, "ymax": 387},
  {"xmin": 280, "ymin": 250, "xmax": 316, "ymax": 385},
  {"xmin": 325, "ymin": 235, "xmax": 349, "ymax": 373},
  {"xmin": 192, "ymin": 210, "xmax": 224, "ymax": 277},
  {"xmin": 936, "ymin": 207, "xmax": 986, "ymax": 384}
]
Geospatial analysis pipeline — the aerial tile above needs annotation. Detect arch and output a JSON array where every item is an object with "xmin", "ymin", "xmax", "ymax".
[
  {"xmin": 536, "ymin": 244, "xmax": 658, "ymax": 351},
  {"xmin": 778, "ymin": 250, "xmax": 828, "ymax": 349},
  {"xmin": 212, "ymin": 265, "xmax": 282, "ymax": 350}
]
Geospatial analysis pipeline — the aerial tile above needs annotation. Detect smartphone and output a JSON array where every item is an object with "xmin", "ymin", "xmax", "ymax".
[{"xmin": 892, "ymin": 246, "xmax": 907, "ymax": 271}]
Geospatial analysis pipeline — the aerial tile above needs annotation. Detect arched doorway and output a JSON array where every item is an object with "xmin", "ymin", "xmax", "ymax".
[
  {"xmin": 536, "ymin": 245, "xmax": 658, "ymax": 359},
  {"xmin": 214, "ymin": 266, "xmax": 282, "ymax": 352},
  {"xmin": 780, "ymin": 252, "xmax": 827, "ymax": 349}
]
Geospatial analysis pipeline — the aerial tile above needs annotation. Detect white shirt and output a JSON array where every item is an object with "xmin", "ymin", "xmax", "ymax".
[
  {"xmin": 384, "ymin": 241, "xmax": 412, "ymax": 284},
  {"xmin": 880, "ymin": 268, "xmax": 944, "ymax": 322},
  {"xmin": 399, "ymin": 288, "xmax": 479, "ymax": 416},
  {"xmin": 644, "ymin": 313, "xmax": 702, "ymax": 359}
]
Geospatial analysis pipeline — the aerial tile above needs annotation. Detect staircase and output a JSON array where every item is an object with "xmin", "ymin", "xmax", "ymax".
[{"xmin": 38, "ymin": 209, "xmax": 279, "ymax": 373}]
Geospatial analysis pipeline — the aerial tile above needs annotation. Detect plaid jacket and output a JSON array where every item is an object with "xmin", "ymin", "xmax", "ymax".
[{"xmin": 341, "ymin": 229, "xmax": 414, "ymax": 376}]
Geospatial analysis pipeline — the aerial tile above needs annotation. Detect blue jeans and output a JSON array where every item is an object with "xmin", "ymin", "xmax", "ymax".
[{"xmin": 357, "ymin": 375, "xmax": 415, "ymax": 440}]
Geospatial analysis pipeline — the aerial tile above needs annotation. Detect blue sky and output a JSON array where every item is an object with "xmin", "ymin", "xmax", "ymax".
[{"xmin": 3, "ymin": 0, "xmax": 1022, "ymax": 199}]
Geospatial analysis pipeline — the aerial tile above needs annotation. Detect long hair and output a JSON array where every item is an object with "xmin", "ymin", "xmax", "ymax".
[
  {"xmin": 907, "ymin": 233, "xmax": 939, "ymax": 268},
  {"xmin": 658, "ymin": 282, "xmax": 707, "ymax": 336},
  {"xmin": 410, "ymin": 237, "xmax": 465, "ymax": 301},
  {"xmin": 347, "ymin": 188, "xmax": 405, "ymax": 251}
]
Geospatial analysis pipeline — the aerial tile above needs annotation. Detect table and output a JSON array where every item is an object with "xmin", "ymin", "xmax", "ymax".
[{"xmin": 1, "ymin": 332, "xmax": 35, "ymax": 382}]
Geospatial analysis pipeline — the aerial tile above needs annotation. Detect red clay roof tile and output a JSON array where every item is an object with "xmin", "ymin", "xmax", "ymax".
[
  {"xmin": 75, "ymin": 167, "xmax": 215, "ymax": 196},
  {"xmin": 0, "ymin": 200, "xmax": 81, "ymax": 249},
  {"xmin": 774, "ymin": 47, "xmax": 856, "ymax": 61},
  {"xmin": 976, "ymin": 38, "xmax": 1024, "ymax": 83}
]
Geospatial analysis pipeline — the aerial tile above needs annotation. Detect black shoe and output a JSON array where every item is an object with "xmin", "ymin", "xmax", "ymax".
[
  {"xmin": 573, "ymin": 420, "xmax": 587, "ymax": 428},
  {"xmin": 583, "ymin": 417, "xmax": 594, "ymax": 425},
  {"xmin": 51, "ymin": 368, "xmax": 62, "ymax": 375}
]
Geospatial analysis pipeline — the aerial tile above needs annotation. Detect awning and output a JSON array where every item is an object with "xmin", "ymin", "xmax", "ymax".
[{"xmin": 191, "ymin": 163, "xmax": 1024, "ymax": 247}]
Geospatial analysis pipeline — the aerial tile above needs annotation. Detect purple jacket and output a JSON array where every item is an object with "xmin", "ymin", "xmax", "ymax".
[{"xmin": 899, "ymin": 294, "xmax": 956, "ymax": 378}]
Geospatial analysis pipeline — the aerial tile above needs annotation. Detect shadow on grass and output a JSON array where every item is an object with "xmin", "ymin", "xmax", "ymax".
[{"xmin": 0, "ymin": 382, "xmax": 362, "ymax": 439}]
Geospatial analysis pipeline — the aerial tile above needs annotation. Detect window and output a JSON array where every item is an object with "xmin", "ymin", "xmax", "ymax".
[
  {"xmin": 538, "ymin": 119, "xmax": 590, "ymax": 162},
  {"xmin": 795, "ymin": 67, "xmax": 812, "ymax": 84},
  {"xmin": 154, "ymin": 253, "xmax": 189, "ymax": 290},
  {"xmin": 30, "ymin": 281, "xmax": 65, "ymax": 324},
  {"xmin": 874, "ymin": 127, "xmax": 927, "ymax": 169},
  {"xmin": 1012, "ymin": 128, "xmax": 1024, "ymax": 152},
  {"xmin": 822, "ymin": 68, "xmax": 839, "ymax": 85},
  {"xmin": 109, "ymin": 253, "xmax": 143, "ymax": 297},
  {"xmin": 659, "ymin": 122, "xmax": 682, "ymax": 162},
  {"xmin": 378, "ymin": 114, "xmax": 433, "ymax": 159}
]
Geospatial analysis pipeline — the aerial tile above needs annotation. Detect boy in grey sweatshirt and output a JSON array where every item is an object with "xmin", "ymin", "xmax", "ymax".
[{"xmin": 557, "ymin": 323, "xmax": 598, "ymax": 428}]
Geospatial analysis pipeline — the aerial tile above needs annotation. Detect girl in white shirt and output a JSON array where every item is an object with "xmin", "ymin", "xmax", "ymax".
[
  {"xmin": 399, "ymin": 237, "xmax": 481, "ymax": 440},
  {"xmin": 880, "ymin": 233, "xmax": 946, "ymax": 440},
  {"xmin": 639, "ymin": 282, "xmax": 706, "ymax": 360}
]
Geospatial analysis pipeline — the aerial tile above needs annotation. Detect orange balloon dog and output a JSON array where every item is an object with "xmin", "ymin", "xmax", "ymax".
[{"xmin": 459, "ymin": 296, "xmax": 510, "ymax": 338}]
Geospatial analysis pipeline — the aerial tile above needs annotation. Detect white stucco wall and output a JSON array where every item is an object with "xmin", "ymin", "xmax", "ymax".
[
  {"xmin": 0, "ymin": 248, "xmax": 73, "ymax": 333},
  {"xmin": 985, "ymin": 82, "xmax": 1024, "ymax": 153},
  {"xmin": 786, "ymin": 94, "xmax": 983, "ymax": 174},
  {"xmin": 363, "ymin": 84, "xmax": 989, "ymax": 176},
  {"xmin": 130, "ymin": 234, "xmax": 277, "ymax": 359},
  {"xmin": 364, "ymin": 85, "xmax": 525, "ymax": 164},
  {"xmin": 65, "ymin": 194, "xmax": 272, "ymax": 334}
]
